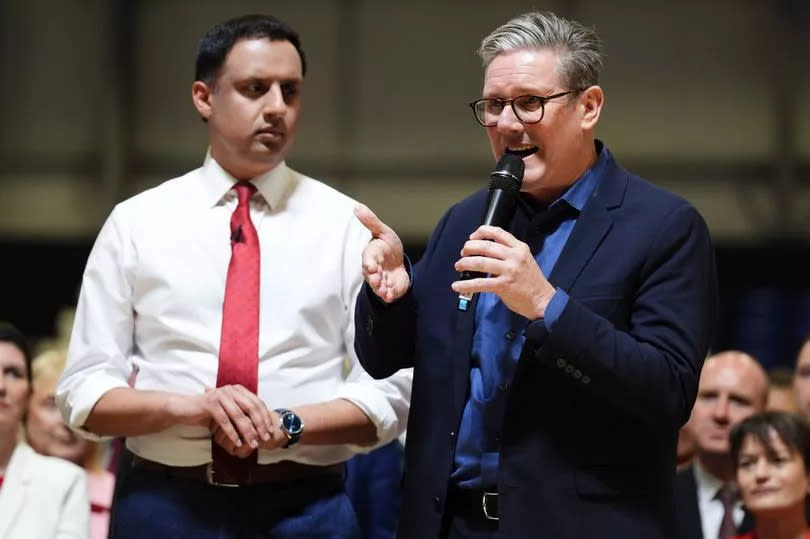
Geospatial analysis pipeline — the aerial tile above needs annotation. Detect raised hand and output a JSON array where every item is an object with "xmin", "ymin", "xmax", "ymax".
[{"xmin": 355, "ymin": 203, "xmax": 410, "ymax": 303}]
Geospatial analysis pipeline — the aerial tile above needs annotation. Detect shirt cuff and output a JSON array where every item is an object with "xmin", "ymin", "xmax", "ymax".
[
  {"xmin": 331, "ymin": 382, "xmax": 400, "ymax": 452},
  {"xmin": 543, "ymin": 288, "xmax": 569, "ymax": 332},
  {"xmin": 56, "ymin": 374, "xmax": 130, "ymax": 442}
]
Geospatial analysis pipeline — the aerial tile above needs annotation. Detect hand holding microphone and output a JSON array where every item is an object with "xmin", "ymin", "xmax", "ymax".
[{"xmin": 455, "ymin": 154, "xmax": 524, "ymax": 311}]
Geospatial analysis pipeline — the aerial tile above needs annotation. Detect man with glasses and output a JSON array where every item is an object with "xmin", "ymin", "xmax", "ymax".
[{"xmin": 354, "ymin": 10, "xmax": 717, "ymax": 539}]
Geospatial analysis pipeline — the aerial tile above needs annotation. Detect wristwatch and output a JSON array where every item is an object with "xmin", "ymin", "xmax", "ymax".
[{"xmin": 274, "ymin": 408, "xmax": 304, "ymax": 448}]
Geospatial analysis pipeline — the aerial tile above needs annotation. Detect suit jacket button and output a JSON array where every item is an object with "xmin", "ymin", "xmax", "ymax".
[
  {"xmin": 573, "ymin": 369, "xmax": 582, "ymax": 379},
  {"xmin": 449, "ymin": 431, "xmax": 456, "ymax": 439},
  {"xmin": 505, "ymin": 330, "xmax": 517, "ymax": 340},
  {"xmin": 582, "ymin": 376, "xmax": 590, "ymax": 384},
  {"xmin": 433, "ymin": 496, "xmax": 442, "ymax": 511},
  {"xmin": 556, "ymin": 358, "xmax": 566, "ymax": 368},
  {"xmin": 365, "ymin": 315, "xmax": 374, "ymax": 336},
  {"xmin": 565, "ymin": 365, "xmax": 574, "ymax": 374}
]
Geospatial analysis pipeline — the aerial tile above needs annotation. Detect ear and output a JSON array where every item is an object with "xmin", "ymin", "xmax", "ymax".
[
  {"xmin": 192, "ymin": 81, "xmax": 213, "ymax": 121},
  {"xmin": 580, "ymin": 85, "xmax": 604, "ymax": 131}
]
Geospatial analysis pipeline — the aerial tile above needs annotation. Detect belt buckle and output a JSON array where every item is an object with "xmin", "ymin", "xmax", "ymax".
[
  {"xmin": 481, "ymin": 490, "xmax": 499, "ymax": 521},
  {"xmin": 206, "ymin": 462, "xmax": 240, "ymax": 488}
]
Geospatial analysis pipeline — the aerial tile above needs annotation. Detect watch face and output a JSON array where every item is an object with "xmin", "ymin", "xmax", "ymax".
[{"xmin": 282, "ymin": 412, "xmax": 303, "ymax": 435}]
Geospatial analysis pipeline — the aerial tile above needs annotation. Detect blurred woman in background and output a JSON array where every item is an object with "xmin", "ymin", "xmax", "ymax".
[
  {"xmin": 731, "ymin": 411, "xmax": 810, "ymax": 539},
  {"xmin": 0, "ymin": 322, "xmax": 88, "ymax": 538},
  {"xmin": 27, "ymin": 348, "xmax": 114, "ymax": 539}
]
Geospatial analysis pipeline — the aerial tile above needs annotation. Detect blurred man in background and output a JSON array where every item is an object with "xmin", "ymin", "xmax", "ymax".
[
  {"xmin": 674, "ymin": 351, "xmax": 768, "ymax": 539},
  {"xmin": 792, "ymin": 335, "xmax": 810, "ymax": 419},
  {"xmin": 766, "ymin": 367, "xmax": 798, "ymax": 413}
]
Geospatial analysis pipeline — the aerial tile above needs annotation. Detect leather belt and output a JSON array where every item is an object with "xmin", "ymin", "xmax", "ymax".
[
  {"xmin": 131, "ymin": 455, "xmax": 343, "ymax": 488},
  {"xmin": 448, "ymin": 488, "xmax": 500, "ymax": 521}
]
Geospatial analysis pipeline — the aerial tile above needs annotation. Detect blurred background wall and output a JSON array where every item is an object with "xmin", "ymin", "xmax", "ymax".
[{"xmin": 1, "ymin": 0, "xmax": 808, "ymax": 365}]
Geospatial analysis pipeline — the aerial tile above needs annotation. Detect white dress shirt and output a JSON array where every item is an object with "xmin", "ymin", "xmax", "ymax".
[
  {"xmin": 56, "ymin": 155, "xmax": 412, "ymax": 466},
  {"xmin": 693, "ymin": 458, "xmax": 745, "ymax": 539}
]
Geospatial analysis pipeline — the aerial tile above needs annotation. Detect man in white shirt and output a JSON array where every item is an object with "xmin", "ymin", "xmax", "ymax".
[
  {"xmin": 56, "ymin": 14, "xmax": 410, "ymax": 538},
  {"xmin": 674, "ymin": 351, "xmax": 768, "ymax": 539}
]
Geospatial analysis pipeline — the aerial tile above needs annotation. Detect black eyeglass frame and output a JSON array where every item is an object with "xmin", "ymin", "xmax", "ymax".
[{"xmin": 468, "ymin": 89, "xmax": 584, "ymax": 126}]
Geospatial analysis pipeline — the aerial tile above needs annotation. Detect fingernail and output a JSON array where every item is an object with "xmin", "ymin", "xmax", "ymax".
[
  {"xmin": 250, "ymin": 439, "xmax": 259, "ymax": 449},
  {"xmin": 263, "ymin": 432, "xmax": 271, "ymax": 441},
  {"xmin": 235, "ymin": 439, "xmax": 243, "ymax": 447}
]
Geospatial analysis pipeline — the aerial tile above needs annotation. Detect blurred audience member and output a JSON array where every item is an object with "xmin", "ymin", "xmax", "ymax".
[
  {"xmin": 767, "ymin": 368, "xmax": 798, "ymax": 413},
  {"xmin": 793, "ymin": 336, "xmax": 810, "ymax": 420},
  {"xmin": 730, "ymin": 411, "xmax": 810, "ymax": 539},
  {"xmin": 27, "ymin": 349, "xmax": 114, "ymax": 539},
  {"xmin": 675, "ymin": 351, "xmax": 768, "ymax": 539},
  {"xmin": 0, "ymin": 322, "xmax": 89, "ymax": 538}
]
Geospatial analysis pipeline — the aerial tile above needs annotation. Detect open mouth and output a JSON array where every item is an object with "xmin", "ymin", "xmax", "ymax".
[{"xmin": 505, "ymin": 145, "xmax": 538, "ymax": 158}]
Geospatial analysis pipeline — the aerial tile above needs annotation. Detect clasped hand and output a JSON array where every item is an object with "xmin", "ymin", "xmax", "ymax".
[{"xmin": 179, "ymin": 385, "xmax": 288, "ymax": 458}]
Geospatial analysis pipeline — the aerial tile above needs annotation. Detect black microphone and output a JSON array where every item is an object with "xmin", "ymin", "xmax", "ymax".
[{"xmin": 457, "ymin": 153, "xmax": 524, "ymax": 311}]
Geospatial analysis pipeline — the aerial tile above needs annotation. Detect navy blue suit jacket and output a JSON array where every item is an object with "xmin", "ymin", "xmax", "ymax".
[{"xmin": 355, "ymin": 149, "xmax": 718, "ymax": 538}]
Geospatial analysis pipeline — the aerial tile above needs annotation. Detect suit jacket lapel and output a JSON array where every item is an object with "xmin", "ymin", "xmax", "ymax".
[
  {"xmin": 549, "ymin": 158, "xmax": 627, "ymax": 291},
  {"xmin": 0, "ymin": 444, "xmax": 31, "ymax": 537}
]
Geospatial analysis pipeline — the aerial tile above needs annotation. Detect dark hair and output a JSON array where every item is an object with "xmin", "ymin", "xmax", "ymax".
[
  {"xmin": 768, "ymin": 367, "xmax": 795, "ymax": 389},
  {"xmin": 730, "ymin": 411, "xmax": 810, "ymax": 469},
  {"xmin": 194, "ymin": 14, "xmax": 307, "ymax": 85},
  {"xmin": 0, "ymin": 321, "xmax": 32, "ymax": 384}
]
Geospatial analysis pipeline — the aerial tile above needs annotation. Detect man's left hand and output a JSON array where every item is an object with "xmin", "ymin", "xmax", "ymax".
[
  {"xmin": 451, "ymin": 225, "xmax": 556, "ymax": 320},
  {"xmin": 211, "ymin": 409, "xmax": 287, "ymax": 457}
]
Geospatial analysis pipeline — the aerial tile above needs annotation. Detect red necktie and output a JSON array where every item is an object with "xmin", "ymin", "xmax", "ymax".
[
  {"xmin": 716, "ymin": 483, "xmax": 737, "ymax": 539},
  {"xmin": 212, "ymin": 181, "xmax": 260, "ymax": 482}
]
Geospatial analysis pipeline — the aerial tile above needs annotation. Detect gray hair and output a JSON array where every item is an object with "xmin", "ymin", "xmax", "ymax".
[{"xmin": 478, "ymin": 11, "xmax": 603, "ymax": 91}]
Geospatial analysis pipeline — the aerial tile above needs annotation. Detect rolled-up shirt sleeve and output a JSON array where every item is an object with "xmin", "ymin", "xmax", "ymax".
[
  {"xmin": 332, "ymin": 216, "xmax": 412, "ymax": 451},
  {"xmin": 56, "ymin": 207, "xmax": 135, "ymax": 440}
]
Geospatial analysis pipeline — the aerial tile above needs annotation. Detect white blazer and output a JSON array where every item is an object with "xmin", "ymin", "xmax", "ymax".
[{"xmin": 0, "ymin": 443, "xmax": 89, "ymax": 539}]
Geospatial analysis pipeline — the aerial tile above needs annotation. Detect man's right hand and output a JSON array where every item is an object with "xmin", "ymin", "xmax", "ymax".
[
  {"xmin": 168, "ymin": 385, "xmax": 273, "ymax": 453},
  {"xmin": 354, "ymin": 203, "xmax": 410, "ymax": 303}
]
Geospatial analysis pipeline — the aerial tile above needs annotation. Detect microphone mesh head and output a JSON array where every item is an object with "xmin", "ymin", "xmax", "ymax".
[{"xmin": 489, "ymin": 153, "xmax": 524, "ymax": 193}]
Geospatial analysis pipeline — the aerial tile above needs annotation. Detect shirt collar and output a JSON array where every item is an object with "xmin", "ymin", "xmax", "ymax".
[
  {"xmin": 556, "ymin": 139, "xmax": 608, "ymax": 212},
  {"xmin": 198, "ymin": 150, "xmax": 296, "ymax": 210},
  {"xmin": 693, "ymin": 458, "xmax": 726, "ymax": 505}
]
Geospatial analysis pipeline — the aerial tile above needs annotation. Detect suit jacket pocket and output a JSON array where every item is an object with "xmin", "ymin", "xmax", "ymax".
[{"xmin": 575, "ymin": 464, "xmax": 655, "ymax": 498}]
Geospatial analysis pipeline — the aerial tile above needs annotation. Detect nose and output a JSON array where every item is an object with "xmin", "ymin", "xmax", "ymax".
[
  {"xmin": 753, "ymin": 458, "xmax": 770, "ymax": 481},
  {"xmin": 496, "ymin": 104, "xmax": 524, "ymax": 134},
  {"xmin": 711, "ymin": 394, "xmax": 730, "ymax": 422},
  {"xmin": 263, "ymin": 83, "xmax": 286, "ymax": 118}
]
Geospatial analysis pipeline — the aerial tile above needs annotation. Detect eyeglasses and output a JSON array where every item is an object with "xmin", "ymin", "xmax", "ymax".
[{"xmin": 468, "ymin": 90, "xmax": 583, "ymax": 127}]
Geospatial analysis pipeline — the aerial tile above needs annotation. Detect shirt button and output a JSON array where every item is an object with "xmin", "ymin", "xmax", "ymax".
[
  {"xmin": 433, "ymin": 496, "xmax": 442, "ymax": 511},
  {"xmin": 449, "ymin": 431, "xmax": 456, "ymax": 439},
  {"xmin": 495, "ymin": 433, "xmax": 502, "ymax": 442},
  {"xmin": 497, "ymin": 384, "xmax": 509, "ymax": 392},
  {"xmin": 505, "ymin": 330, "xmax": 517, "ymax": 340}
]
